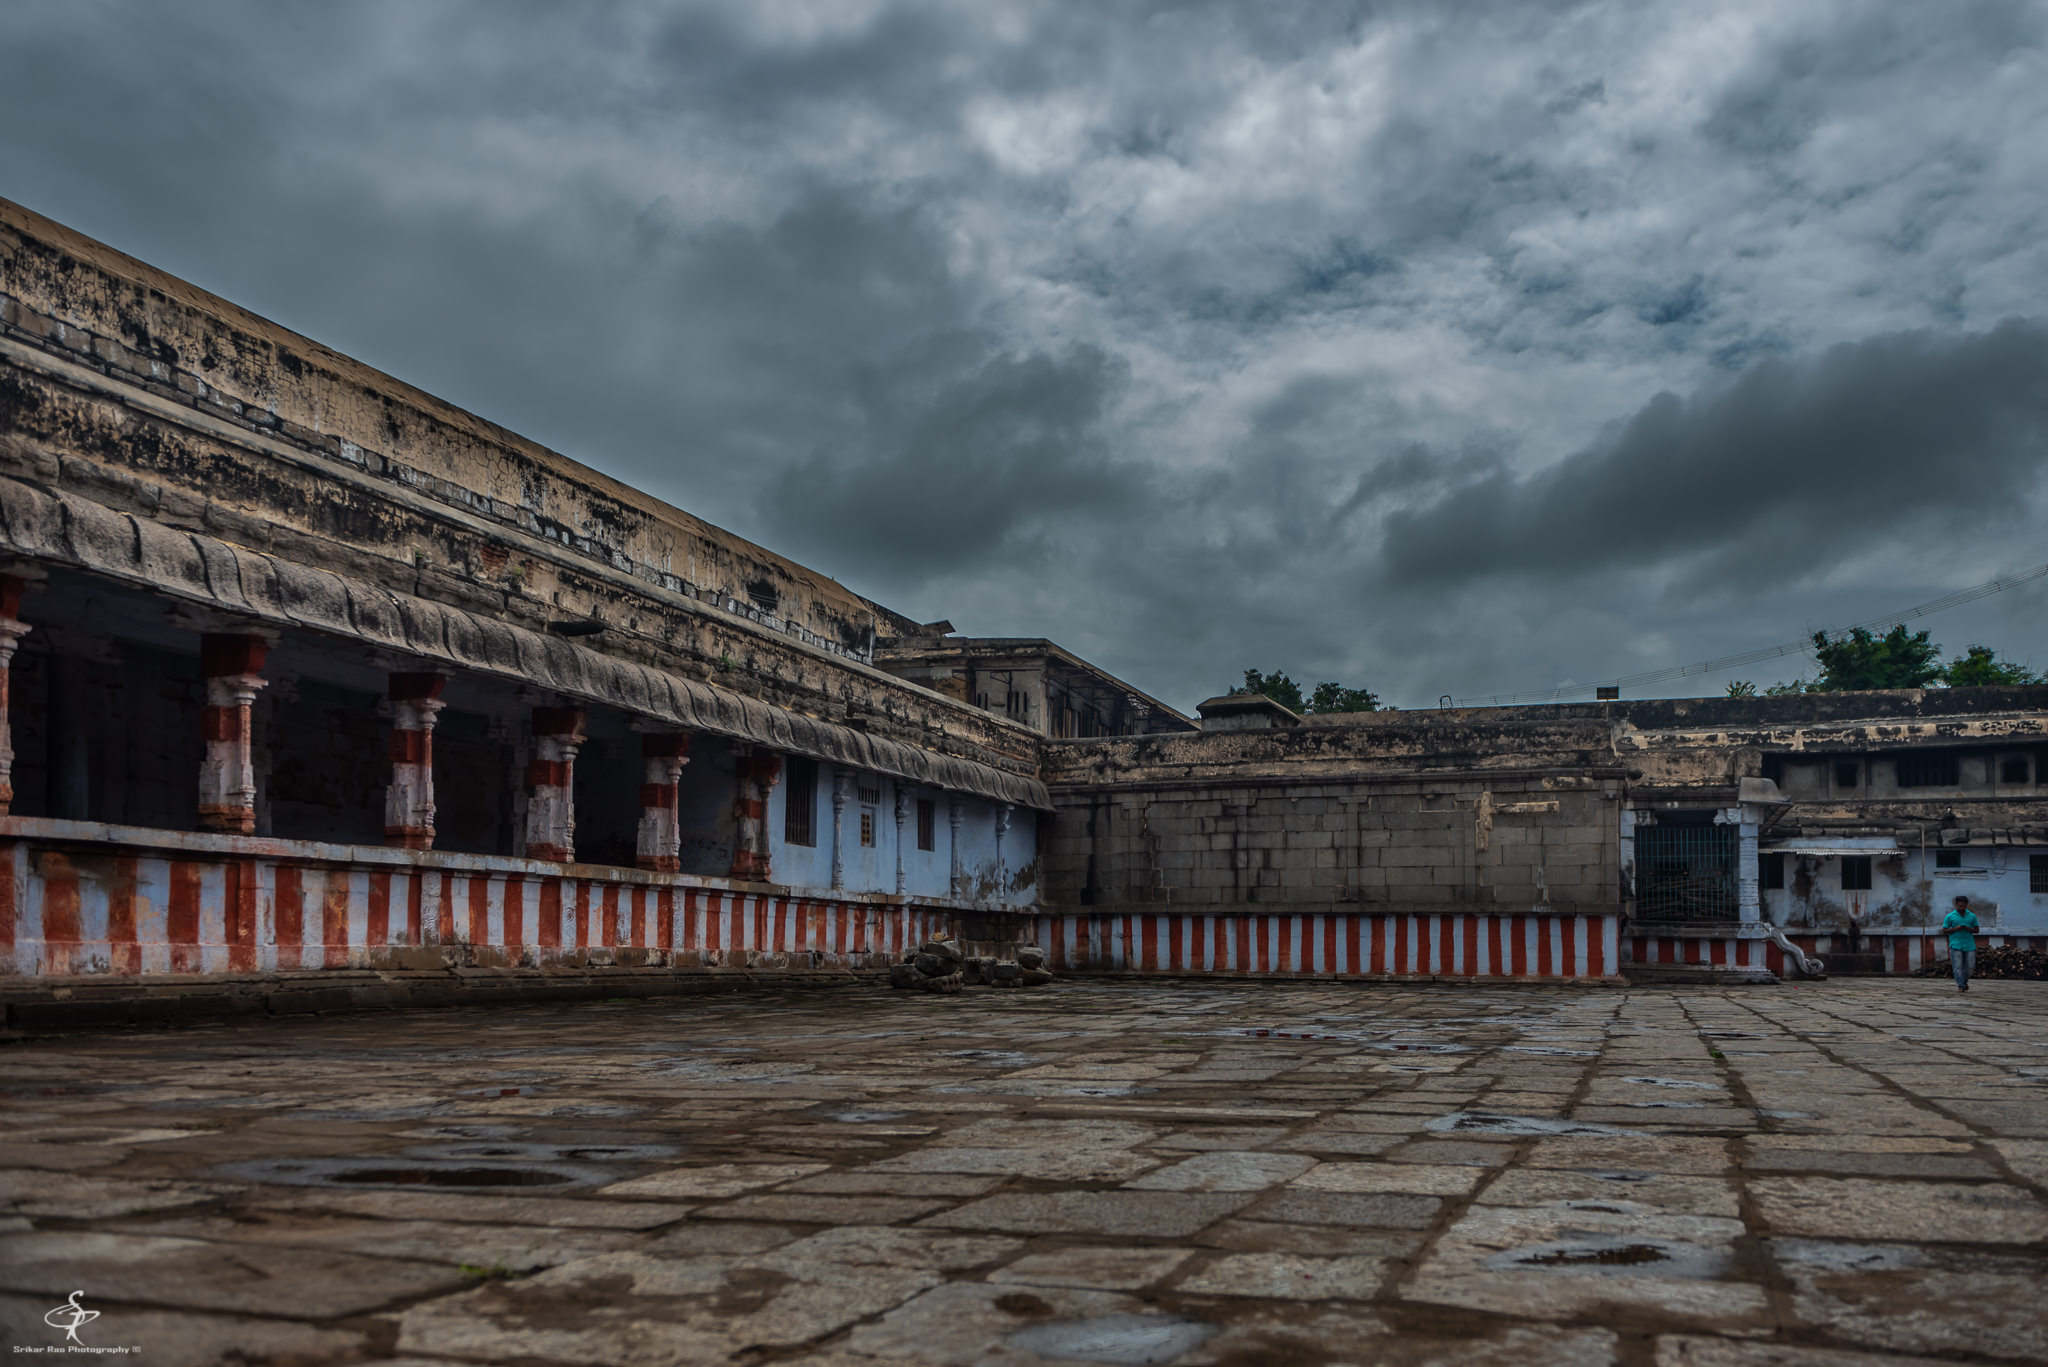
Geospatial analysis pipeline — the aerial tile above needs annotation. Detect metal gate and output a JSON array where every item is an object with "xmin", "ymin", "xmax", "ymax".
[{"xmin": 1634, "ymin": 820, "xmax": 1737, "ymax": 920}]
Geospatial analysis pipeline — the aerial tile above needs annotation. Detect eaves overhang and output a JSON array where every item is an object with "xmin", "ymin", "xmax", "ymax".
[{"xmin": 0, "ymin": 476, "xmax": 1051, "ymax": 810}]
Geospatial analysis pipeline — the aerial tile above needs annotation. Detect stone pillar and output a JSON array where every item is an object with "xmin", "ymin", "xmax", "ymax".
[
  {"xmin": 524, "ymin": 706, "xmax": 585, "ymax": 862},
  {"xmin": 948, "ymin": 796, "xmax": 965, "ymax": 900},
  {"xmin": 636, "ymin": 732, "xmax": 690, "ymax": 872},
  {"xmin": 198, "ymin": 633, "xmax": 269, "ymax": 834},
  {"xmin": 0, "ymin": 575, "xmax": 33, "ymax": 816},
  {"xmin": 830, "ymin": 770, "xmax": 850, "ymax": 891},
  {"xmin": 1737, "ymin": 816, "xmax": 1761, "ymax": 924},
  {"xmin": 893, "ymin": 788, "xmax": 908, "ymax": 895},
  {"xmin": 730, "ymin": 747, "xmax": 782, "ymax": 881},
  {"xmin": 995, "ymin": 803, "xmax": 1013, "ymax": 903},
  {"xmin": 384, "ymin": 673, "xmax": 447, "ymax": 849}
]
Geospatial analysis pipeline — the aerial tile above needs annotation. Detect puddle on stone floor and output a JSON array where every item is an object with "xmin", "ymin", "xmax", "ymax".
[
  {"xmin": 1004, "ymin": 1312, "xmax": 1217, "ymax": 1364},
  {"xmin": 1507, "ymin": 1046, "xmax": 1599, "ymax": 1057},
  {"xmin": 1619, "ymin": 1077, "xmax": 1720, "ymax": 1090},
  {"xmin": 1427, "ymin": 1113, "xmax": 1634, "ymax": 1138},
  {"xmin": 1487, "ymin": 1235, "xmax": 1729, "ymax": 1279},
  {"xmin": 1618, "ymin": 1101, "xmax": 1707, "ymax": 1110},
  {"xmin": 1370, "ymin": 1041, "xmax": 1469, "ymax": 1053},
  {"xmin": 825, "ymin": 1110, "xmax": 911, "ymax": 1123},
  {"xmin": 220, "ymin": 1156, "xmax": 613, "ymax": 1191},
  {"xmin": 406, "ymin": 1141, "xmax": 681, "ymax": 1164}
]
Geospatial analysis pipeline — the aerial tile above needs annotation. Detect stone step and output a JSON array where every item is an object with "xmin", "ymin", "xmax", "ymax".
[
  {"xmin": 1622, "ymin": 962, "xmax": 1779, "ymax": 986},
  {"xmin": 1820, "ymin": 952, "xmax": 1889, "ymax": 976}
]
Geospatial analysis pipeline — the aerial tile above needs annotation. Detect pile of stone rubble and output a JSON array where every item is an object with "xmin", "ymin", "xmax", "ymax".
[
  {"xmin": 1915, "ymin": 944, "xmax": 2048, "ymax": 981},
  {"xmin": 888, "ymin": 940, "xmax": 1054, "ymax": 993}
]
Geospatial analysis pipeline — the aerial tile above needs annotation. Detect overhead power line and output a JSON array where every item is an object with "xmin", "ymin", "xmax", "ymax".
[{"xmin": 1458, "ymin": 560, "xmax": 2048, "ymax": 707}]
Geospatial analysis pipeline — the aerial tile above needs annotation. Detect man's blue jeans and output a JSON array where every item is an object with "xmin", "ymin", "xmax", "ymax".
[{"xmin": 1951, "ymin": 950, "xmax": 1975, "ymax": 988}]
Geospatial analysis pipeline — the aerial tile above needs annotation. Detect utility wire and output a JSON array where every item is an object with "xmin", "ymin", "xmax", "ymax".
[{"xmin": 1459, "ymin": 560, "xmax": 2048, "ymax": 706}]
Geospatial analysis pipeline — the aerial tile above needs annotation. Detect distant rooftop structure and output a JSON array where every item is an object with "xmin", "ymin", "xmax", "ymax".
[
  {"xmin": 1193, "ymin": 692, "xmax": 1301, "ymax": 731},
  {"xmin": 874, "ymin": 633, "xmax": 1196, "ymax": 738}
]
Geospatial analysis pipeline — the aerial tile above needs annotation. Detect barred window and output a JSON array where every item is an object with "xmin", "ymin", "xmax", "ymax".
[
  {"xmin": 2031, "ymin": 855, "xmax": 2048, "ymax": 895},
  {"xmin": 860, "ymin": 810, "xmax": 875, "ymax": 847},
  {"xmin": 2001, "ymin": 756, "xmax": 2031, "ymax": 785},
  {"xmin": 857, "ymin": 778, "xmax": 881, "ymax": 806},
  {"xmin": 1895, "ymin": 750, "xmax": 1961, "ymax": 788},
  {"xmin": 1840, "ymin": 855, "xmax": 1872, "ymax": 892},
  {"xmin": 917, "ymin": 799, "xmax": 937, "ymax": 852},
  {"xmin": 1935, "ymin": 849, "xmax": 1962, "ymax": 869},
  {"xmin": 784, "ymin": 757, "xmax": 817, "ymax": 847}
]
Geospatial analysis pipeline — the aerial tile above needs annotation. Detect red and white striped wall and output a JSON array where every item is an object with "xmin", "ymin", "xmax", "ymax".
[
  {"xmin": 1631, "ymin": 932, "xmax": 2048, "ymax": 976},
  {"xmin": 0, "ymin": 826, "xmax": 952, "ymax": 978},
  {"xmin": 1034, "ymin": 911, "xmax": 1623, "ymax": 979}
]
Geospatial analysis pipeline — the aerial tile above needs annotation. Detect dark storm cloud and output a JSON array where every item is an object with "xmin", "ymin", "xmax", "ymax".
[
  {"xmin": 1382, "ymin": 319, "xmax": 2048, "ymax": 588},
  {"xmin": 3, "ymin": 0, "xmax": 2046, "ymax": 707},
  {"xmin": 762, "ymin": 343, "xmax": 1140, "ymax": 573}
]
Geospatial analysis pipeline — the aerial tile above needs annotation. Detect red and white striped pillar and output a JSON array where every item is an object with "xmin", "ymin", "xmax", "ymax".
[
  {"xmin": 0, "ymin": 574, "xmax": 34, "ymax": 816},
  {"xmin": 384, "ymin": 672, "xmax": 447, "ymax": 849},
  {"xmin": 730, "ymin": 747, "xmax": 782, "ymax": 880},
  {"xmin": 636, "ymin": 732, "xmax": 691, "ymax": 872},
  {"xmin": 524, "ymin": 706, "xmax": 585, "ymax": 862},
  {"xmin": 198, "ymin": 633, "xmax": 269, "ymax": 834}
]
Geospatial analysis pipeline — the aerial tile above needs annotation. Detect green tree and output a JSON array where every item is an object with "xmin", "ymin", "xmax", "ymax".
[
  {"xmin": 1809, "ymin": 627, "xmax": 1944, "ymax": 692},
  {"xmin": 1763, "ymin": 678, "xmax": 1810, "ymax": 696},
  {"xmin": 1231, "ymin": 669, "xmax": 1305, "ymax": 713},
  {"xmin": 1724, "ymin": 680, "xmax": 1757, "ymax": 698},
  {"xmin": 1941, "ymin": 644, "xmax": 2044, "ymax": 687},
  {"xmin": 1308, "ymin": 680, "xmax": 1380, "ymax": 713},
  {"xmin": 1231, "ymin": 670, "xmax": 1381, "ymax": 713}
]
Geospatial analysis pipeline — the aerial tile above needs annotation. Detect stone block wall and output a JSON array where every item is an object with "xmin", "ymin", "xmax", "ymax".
[{"xmin": 1044, "ymin": 777, "xmax": 1623, "ymax": 915}]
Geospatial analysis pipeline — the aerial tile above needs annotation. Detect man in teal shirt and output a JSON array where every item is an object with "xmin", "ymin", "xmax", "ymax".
[{"xmin": 1942, "ymin": 895, "xmax": 1980, "ymax": 992}]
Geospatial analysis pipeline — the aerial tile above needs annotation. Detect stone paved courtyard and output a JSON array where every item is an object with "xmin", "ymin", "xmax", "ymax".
[{"xmin": 2, "ymin": 979, "xmax": 2046, "ymax": 1366}]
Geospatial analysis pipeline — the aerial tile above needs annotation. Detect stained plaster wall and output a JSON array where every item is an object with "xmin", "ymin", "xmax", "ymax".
[
  {"xmin": 764, "ymin": 766, "xmax": 1035, "ymax": 905},
  {"xmin": 1763, "ymin": 843, "xmax": 2048, "ymax": 937}
]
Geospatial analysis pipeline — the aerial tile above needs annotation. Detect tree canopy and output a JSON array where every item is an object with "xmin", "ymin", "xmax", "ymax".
[
  {"xmin": 1308, "ymin": 680, "xmax": 1381, "ymax": 713},
  {"xmin": 1230, "ymin": 669, "xmax": 1380, "ymax": 714},
  {"xmin": 1808, "ymin": 626, "xmax": 1944, "ymax": 691},
  {"xmin": 1725, "ymin": 633, "xmax": 2042, "ymax": 696},
  {"xmin": 1942, "ymin": 644, "xmax": 2045, "ymax": 687}
]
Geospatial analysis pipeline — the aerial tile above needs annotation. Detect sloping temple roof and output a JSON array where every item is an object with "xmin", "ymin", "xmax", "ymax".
[{"xmin": 0, "ymin": 475, "xmax": 1051, "ymax": 810}]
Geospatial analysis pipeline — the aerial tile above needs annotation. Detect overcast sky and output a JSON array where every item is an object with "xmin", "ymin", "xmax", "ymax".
[{"xmin": 5, "ymin": 1, "xmax": 2047, "ymax": 710}]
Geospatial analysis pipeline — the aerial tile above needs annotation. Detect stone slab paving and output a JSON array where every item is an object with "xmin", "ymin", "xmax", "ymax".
[{"xmin": 0, "ymin": 978, "xmax": 2044, "ymax": 1365}]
